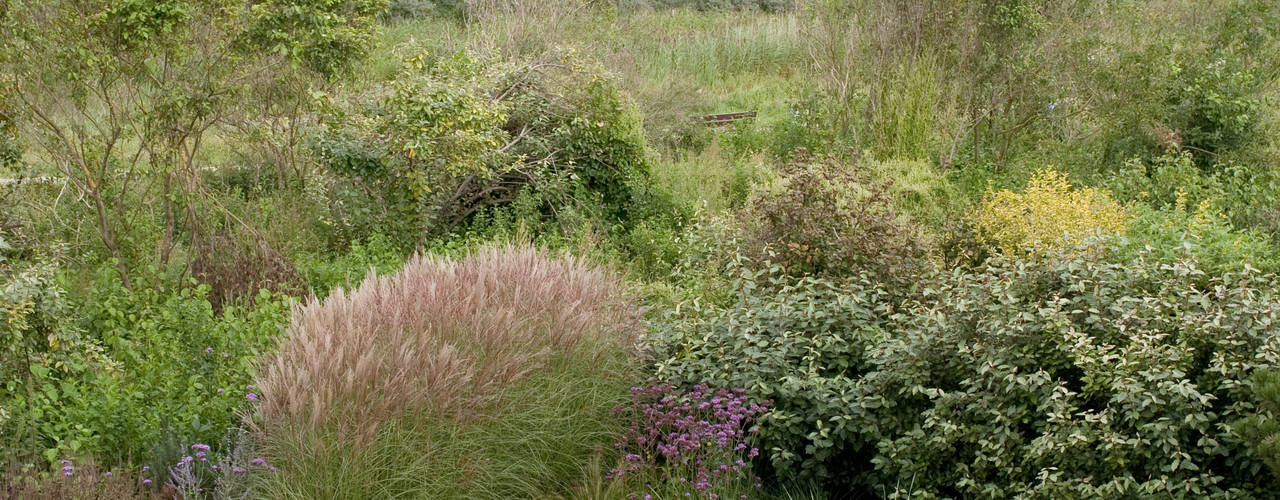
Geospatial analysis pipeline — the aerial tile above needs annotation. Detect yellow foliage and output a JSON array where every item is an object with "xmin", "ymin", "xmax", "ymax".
[{"xmin": 975, "ymin": 168, "xmax": 1130, "ymax": 255}]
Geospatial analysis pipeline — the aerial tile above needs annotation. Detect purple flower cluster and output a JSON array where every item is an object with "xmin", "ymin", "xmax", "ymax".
[{"xmin": 611, "ymin": 384, "xmax": 767, "ymax": 498}]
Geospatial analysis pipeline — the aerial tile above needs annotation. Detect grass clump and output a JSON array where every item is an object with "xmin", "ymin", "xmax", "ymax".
[{"xmin": 254, "ymin": 244, "xmax": 642, "ymax": 498}]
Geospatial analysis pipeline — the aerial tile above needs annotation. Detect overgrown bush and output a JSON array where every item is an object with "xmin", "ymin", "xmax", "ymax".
[
  {"xmin": 740, "ymin": 158, "xmax": 928, "ymax": 284},
  {"xmin": 312, "ymin": 48, "xmax": 662, "ymax": 248},
  {"xmin": 1122, "ymin": 200, "xmax": 1280, "ymax": 275},
  {"xmin": 9, "ymin": 272, "xmax": 291, "ymax": 465},
  {"xmin": 254, "ymin": 245, "xmax": 643, "ymax": 498},
  {"xmin": 653, "ymin": 242, "xmax": 1280, "ymax": 496},
  {"xmin": 975, "ymin": 167, "xmax": 1130, "ymax": 255}
]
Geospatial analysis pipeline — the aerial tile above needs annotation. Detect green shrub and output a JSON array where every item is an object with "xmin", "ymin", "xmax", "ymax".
[
  {"xmin": 1235, "ymin": 369, "xmax": 1280, "ymax": 484},
  {"xmin": 296, "ymin": 234, "xmax": 404, "ymax": 299},
  {"xmin": 1122, "ymin": 201, "xmax": 1280, "ymax": 275},
  {"xmin": 0, "ymin": 252, "xmax": 111, "ymax": 465},
  {"xmin": 5, "ymin": 270, "xmax": 291, "ymax": 465},
  {"xmin": 313, "ymin": 48, "xmax": 661, "ymax": 247},
  {"xmin": 649, "ymin": 263, "xmax": 893, "ymax": 489},
  {"xmin": 653, "ymin": 242, "xmax": 1280, "ymax": 496}
]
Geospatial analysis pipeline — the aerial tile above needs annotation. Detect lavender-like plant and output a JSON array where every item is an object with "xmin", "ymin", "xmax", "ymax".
[{"xmin": 611, "ymin": 384, "xmax": 767, "ymax": 499}]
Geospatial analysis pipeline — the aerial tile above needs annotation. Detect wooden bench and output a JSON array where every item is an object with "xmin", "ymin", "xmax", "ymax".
[{"xmin": 697, "ymin": 110, "xmax": 757, "ymax": 127}]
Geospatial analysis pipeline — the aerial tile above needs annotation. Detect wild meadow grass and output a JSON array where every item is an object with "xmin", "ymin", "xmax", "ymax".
[{"xmin": 253, "ymin": 245, "xmax": 643, "ymax": 498}]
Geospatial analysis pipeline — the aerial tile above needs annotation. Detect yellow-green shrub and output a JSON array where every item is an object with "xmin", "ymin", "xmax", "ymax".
[{"xmin": 975, "ymin": 168, "xmax": 1130, "ymax": 255}]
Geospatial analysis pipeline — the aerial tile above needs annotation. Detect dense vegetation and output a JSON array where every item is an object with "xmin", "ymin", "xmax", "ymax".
[{"xmin": 3, "ymin": 0, "xmax": 1280, "ymax": 498}]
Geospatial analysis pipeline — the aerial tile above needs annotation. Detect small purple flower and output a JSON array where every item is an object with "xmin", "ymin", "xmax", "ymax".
[
  {"xmin": 217, "ymin": 388, "xmax": 224, "ymax": 393},
  {"xmin": 232, "ymin": 467, "xmax": 245, "ymax": 474},
  {"xmin": 251, "ymin": 458, "xmax": 267, "ymax": 467},
  {"xmin": 246, "ymin": 392, "xmax": 258, "ymax": 401},
  {"xmin": 143, "ymin": 479, "xmax": 152, "ymax": 485},
  {"xmin": 104, "ymin": 471, "xmax": 111, "ymax": 477},
  {"xmin": 205, "ymin": 347, "xmax": 214, "ymax": 354}
]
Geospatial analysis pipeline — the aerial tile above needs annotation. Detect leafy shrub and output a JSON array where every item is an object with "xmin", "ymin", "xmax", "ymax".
[
  {"xmin": 1235, "ymin": 369, "xmax": 1280, "ymax": 484},
  {"xmin": 653, "ymin": 242, "xmax": 1280, "ymax": 496},
  {"xmin": 610, "ymin": 384, "xmax": 767, "ymax": 499},
  {"xmin": 853, "ymin": 246, "xmax": 1280, "ymax": 497},
  {"xmin": 1122, "ymin": 200, "xmax": 1280, "ymax": 275},
  {"xmin": 1088, "ymin": 2, "xmax": 1279, "ymax": 168},
  {"xmin": 0, "ymin": 253, "xmax": 112, "ymax": 465},
  {"xmin": 243, "ymin": 0, "xmax": 390, "ymax": 78},
  {"xmin": 36, "ymin": 274, "xmax": 290, "ymax": 464},
  {"xmin": 295, "ymin": 234, "xmax": 404, "ymax": 299},
  {"xmin": 313, "ymin": 48, "xmax": 660, "ymax": 246},
  {"xmin": 740, "ymin": 158, "xmax": 928, "ymax": 284},
  {"xmin": 254, "ymin": 245, "xmax": 643, "ymax": 498},
  {"xmin": 649, "ymin": 263, "xmax": 893, "ymax": 487},
  {"xmin": 975, "ymin": 167, "xmax": 1130, "ymax": 255},
  {"xmin": 1108, "ymin": 150, "xmax": 1280, "ymax": 240},
  {"xmin": 1108, "ymin": 151, "xmax": 1224, "ymax": 211}
]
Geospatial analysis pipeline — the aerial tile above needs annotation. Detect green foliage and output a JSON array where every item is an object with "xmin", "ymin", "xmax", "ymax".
[
  {"xmin": 1235, "ymin": 369, "xmax": 1280, "ymax": 484},
  {"xmin": 643, "ymin": 0, "xmax": 794, "ymax": 13},
  {"xmin": 650, "ymin": 264, "xmax": 893, "ymax": 488},
  {"xmin": 855, "ymin": 247, "xmax": 1280, "ymax": 497},
  {"xmin": 1122, "ymin": 201, "xmax": 1280, "ymax": 275},
  {"xmin": 0, "ymin": 253, "xmax": 111, "ymax": 465},
  {"xmin": 244, "ymin": 0, "xmax": 390, "ymax": 78},
  {"xmin": 652, "ymin": 243, "xmax": 1280, "ymax": 496},
  {"xmin": 313, "ymin": 47, "xmax": 663, "ymax": 247},
  {"xmin": 384, "ymin": 0, "xmax": 463, "ymax": 20},
  {"xmin": 1088, "ymin": 1, "xmax": 1279, "ymax": 168},
  {"xmin": 3, "ymin": 267, "xmax": 291, "ymax": 465},
  {"xmin": 1107, "ymin": 150, "xmax": 1280, "ymax": 240},
  {"xmin": 296, "ymin": 234, "xmax": 404, "ymax": 298}
]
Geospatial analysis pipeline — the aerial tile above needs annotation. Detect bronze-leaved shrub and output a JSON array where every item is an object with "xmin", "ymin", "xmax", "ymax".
[{"xmin": 740, "ymin": 158, "xmax": 928, "ymax": 284}]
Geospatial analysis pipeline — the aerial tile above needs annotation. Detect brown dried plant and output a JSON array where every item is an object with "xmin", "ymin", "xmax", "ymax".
[{"xmin": 254, "ymin": 244, "xmax": 641, "ymax": 447}]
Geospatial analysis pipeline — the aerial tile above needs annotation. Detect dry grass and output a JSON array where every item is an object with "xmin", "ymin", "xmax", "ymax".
[
  {"xmin": 2, "ymin": 460, "xmax": 154, "ymax": 500},
  {"xmin": 255, "ymin": 244, "xmax": 641, "ymax": 447}
]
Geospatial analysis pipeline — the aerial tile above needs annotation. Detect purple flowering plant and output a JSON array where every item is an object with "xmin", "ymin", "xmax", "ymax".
[
  {"xmin": 610, "ymin": 384, "xmax": 767, "ymax": 499},
  {"xmin": 161, "ymin": 429, "xmax": 275, "ymax": 498}
]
